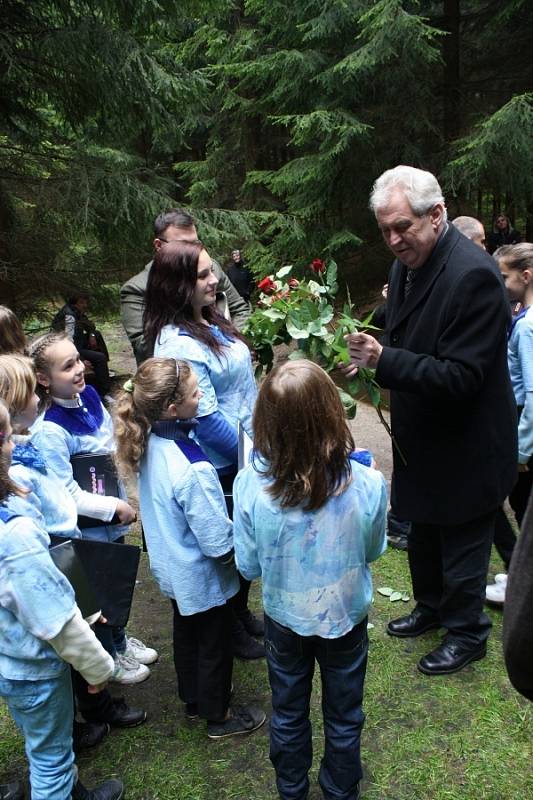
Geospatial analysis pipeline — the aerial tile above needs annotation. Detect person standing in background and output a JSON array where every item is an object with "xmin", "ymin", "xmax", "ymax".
[{"xmin": 227, "ymin": 249, "xmax": 255, "ymax": 309}]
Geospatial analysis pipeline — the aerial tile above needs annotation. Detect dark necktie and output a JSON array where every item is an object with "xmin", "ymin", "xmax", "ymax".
[{"xmin": 404, "ymin": 268, "xmax": 417, "ymax": 298}]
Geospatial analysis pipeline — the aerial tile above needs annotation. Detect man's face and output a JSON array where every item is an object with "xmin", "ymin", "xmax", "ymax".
[
  {"xmin": 232, "ymin": 250, "xmax": 241, "ymax": 262},
  {"xmin": 375, "ymin": 189, "xmax": 445, "ymax": 269},
  {"xmin": 154, "ymin": 224, "xmax": 199, "ymax": 251},
  {"xmin": 471, "ymin": 223, "xmax": 486, "ymax": 250}
]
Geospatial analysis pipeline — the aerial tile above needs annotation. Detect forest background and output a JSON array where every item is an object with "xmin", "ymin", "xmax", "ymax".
[{"xmin": 1, "ymin": 0, "xmax": 533, "ymax": 315}]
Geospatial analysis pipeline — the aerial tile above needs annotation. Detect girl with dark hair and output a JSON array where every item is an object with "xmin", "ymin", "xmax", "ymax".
[
  {"xmin": 114, "ymin": 357, "xmax": 266, "ymax": 738},
  {"xmin": 0, "ymin": 305, "xmax": 27, "ymax": 355},
  {"xmin": 233, "ymin": 360, "xmax": 387, "ymax": 800},
  {"xmin": 144, "ymin": 241, "xmax": 264, "ymax": 659}
]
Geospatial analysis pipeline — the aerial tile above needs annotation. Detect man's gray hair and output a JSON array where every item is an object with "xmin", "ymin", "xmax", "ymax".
[
  {"xmin": 451, "ymin": 216, "xmax": 484, "ymax": 240},
  {"xmin": 370, "ymin": 165, "xmax": 446, "ymax": 218}
]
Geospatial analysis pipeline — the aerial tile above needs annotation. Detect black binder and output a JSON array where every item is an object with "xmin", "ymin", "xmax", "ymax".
[
  {"xmin": 49, "ymin": 535, "xmax": 141, "ymax": 628},
  {"xmin": 49, "ymin": 540, "xmax": 100, "ymax": 621},
  {"xmin": 71, "ymin": 452, "xmax": 121, "ymax": 529}
]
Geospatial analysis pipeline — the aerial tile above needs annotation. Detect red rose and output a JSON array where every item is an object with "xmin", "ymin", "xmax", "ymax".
[
  {"xmin": 288, "ymin": 278, "xmax": 300, "ymax": 289},
  {"xmin": 310, "ymin": 258, "xmax": 326, "ymax": 274},
  {"xmin": 257, "ymin": 276, "xmax": 276, "ymax": 294}
]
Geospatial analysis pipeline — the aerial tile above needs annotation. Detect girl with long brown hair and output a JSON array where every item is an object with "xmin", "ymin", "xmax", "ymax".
[{"xmin": 233, "ymin": 359, "xmax": 387, "ymax": 800}]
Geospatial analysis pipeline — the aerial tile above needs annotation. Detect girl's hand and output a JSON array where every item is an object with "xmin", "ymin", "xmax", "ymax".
[
  {"xmin": 87, "ymin": 682, "xmax": 108, "ymax": 694},
  {"xmin": 115, "ymin": 500, "xmax": 137, "ymax": 524}
]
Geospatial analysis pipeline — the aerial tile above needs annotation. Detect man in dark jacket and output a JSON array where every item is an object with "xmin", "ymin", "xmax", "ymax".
[
  {"xmin": 120, "ymin": 209, "xmax": 250, "ymax": 364},
  {"xmin": 346, "ymin": 165, "xmax": 517, "ymax": 675},
  {"xmin": 503, "ymin": 493, "xmax": 533, "ymax": 702}
]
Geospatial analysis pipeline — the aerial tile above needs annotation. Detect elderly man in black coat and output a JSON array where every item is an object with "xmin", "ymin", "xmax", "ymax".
[{"xmin": 347, "ymin": 165, "xmax": 517, "ymax": 675}]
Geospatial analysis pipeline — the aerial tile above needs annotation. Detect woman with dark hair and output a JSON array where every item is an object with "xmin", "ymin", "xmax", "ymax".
[
  {"xmin": 487, "ymin": 213, "xmax": 521, "ymax": 255},
  {"xmin": 144, "ymin": 241, "xmax": 264, "ymax": 659}
]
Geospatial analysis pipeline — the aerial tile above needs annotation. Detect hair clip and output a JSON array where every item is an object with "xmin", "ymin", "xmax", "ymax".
[{"xmin": 123, "ymin": 378, "xmax": 134, "ymax": 393}]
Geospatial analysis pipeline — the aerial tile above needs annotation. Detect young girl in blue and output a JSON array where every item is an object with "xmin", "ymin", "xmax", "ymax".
[
  {"xmin": 0, "ymin": 353, "xmax": 147, "ymax": 740},
  {"xmin": 143, "ymin": 240, "xmax": 264, "ymax": 659},
  {"xmin": 0, "ymin": 398, "xmax": 123, "ymax": 800},
  {"xmin": 486, "ymin": 243, "xmax": 533, "ymax": 604},
  {"xmin": 29, "ymin": 332, "xmax": 157, "ymax": 685},
  {"xmin": 0, "ymin": 354, "xmax": 80, "ymax": 539},
  {"xmin": 233, "ymin": 360, "xmax": 387, "ymax": 800},
  {"xmin": 113, "ymin": 356, "xmax": 266, "ymax": 739}
]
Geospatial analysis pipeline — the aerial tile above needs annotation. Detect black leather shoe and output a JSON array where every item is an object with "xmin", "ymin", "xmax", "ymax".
[
  {"xmin": 387, "ymin": 608, "xmax": 440, "ymax": 638},
  {"xmin": 418, "ymin": 640, "xmax": 487, "ymax": 675},
  {"xmin": 107, "ymin": 696, "xmax": 147, "ymax": 728},
  {"xmin": 0, "ymin": 781, "xmax": 24, "ymax": 800},
  {"xmin": 73, "ymin": 720, "xmax": 110, "ymax": 753},
  {"xmin": 239, "ymin": 609, "xmax": 265, "ymax": 637}
]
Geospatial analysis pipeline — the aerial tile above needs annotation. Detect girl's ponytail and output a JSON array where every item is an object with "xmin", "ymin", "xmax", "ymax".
[{"xmin": 113, "ymin": 357, "xmax": 191, "ymax": 481}]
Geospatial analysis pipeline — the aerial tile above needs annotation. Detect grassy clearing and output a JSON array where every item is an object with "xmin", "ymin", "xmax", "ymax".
[{"xmin": 1, "ymin": 542, "xmax": 531, "ymax": 800}]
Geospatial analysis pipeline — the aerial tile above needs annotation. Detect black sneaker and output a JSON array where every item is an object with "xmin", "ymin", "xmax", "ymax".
[
  {"xmin": 73, "ymin": 720, "xmax": 110, "ymax": 753},
  {"xmin": 0, "ymin": 782, "xmax": 24, "ymax": 800},
  {"xmin": 107, "ymin": 696, "xmax": 147, "ymax": 728},
  {"xmin": 71, "ymin": 778, "xmax": 124, "ymax": 800},
  {"xmin": 207, "ymin": 705, "xmax": 266, "ymax": 739},
  {"xmin": 239, "ymin": 610, "xmax": 265, "ymax": 637}
]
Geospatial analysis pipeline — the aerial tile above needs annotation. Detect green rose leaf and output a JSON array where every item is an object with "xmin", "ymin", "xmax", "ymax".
[
  {"xmin": 377, "ymin": 587, "xmax": 393, "ymax": 596},
  {"xmin": 286, "ymin": 319, "xmax": 310, "ymax": 339},
  {"xmin": 276, "ymin": 265, "xmax": 293, "ymax": 279},
  {"xmin": 390, "ymin": 591, "xmax": 403, "ymax": 602}
]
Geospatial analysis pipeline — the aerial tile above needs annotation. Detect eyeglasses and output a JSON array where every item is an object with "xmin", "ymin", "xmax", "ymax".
[{"xmin": 157, "ymin": 237, "xmax": 203, "ymax": 246}]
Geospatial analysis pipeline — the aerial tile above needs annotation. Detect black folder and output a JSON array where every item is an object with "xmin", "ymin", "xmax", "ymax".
[
  {"xmin": 49, "ymin": 535, "xmax": 140, "ymax": 628},
  {"xmin": 71, "ymin": 452, "xmax": 121, "ymax": 529},
  {"xmin": 50, "ymin": 539, "xmax": 100, "ymax": 621}
]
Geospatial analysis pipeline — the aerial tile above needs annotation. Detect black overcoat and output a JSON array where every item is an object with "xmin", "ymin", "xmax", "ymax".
[{"xmin": 375, "ymin": 225, "xmax": 517, "ymax": 526}]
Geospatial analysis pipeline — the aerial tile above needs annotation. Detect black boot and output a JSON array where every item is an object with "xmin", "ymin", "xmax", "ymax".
[
  {"xmin": 73, "ymin": 720, "xmax": 110, "ymax": 753},
  {"xmin": 0, "ymin": 782, "xmax": 24, "ymax": 800},
  {"xmin": 232, "ymin": 617, "xmax": 265, "ymax": 660},
  {"xmin": 71, "ymin": 778, "xmax": 124, "ymax": 800},
  {"xmin": 238, "ymin": 609, "xmax": 264, "ymax": 637}
]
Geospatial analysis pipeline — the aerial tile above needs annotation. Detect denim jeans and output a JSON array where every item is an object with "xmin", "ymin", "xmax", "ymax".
[
  {"xmin": 265, "ymin": 614, "xmax": 368, "ymax": 800},
  {"xmin": 0, "ymin": 666, "xmax": 74, "ymax": 799}
]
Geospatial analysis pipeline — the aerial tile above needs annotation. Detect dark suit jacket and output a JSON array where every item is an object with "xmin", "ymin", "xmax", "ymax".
[
  {"xmin": 503, "ymin": 492, "xmax": 533, "ymax": 702},
  {"xmin": 375, "ymin": 225, "xmax": 517, "ymax": 526}
]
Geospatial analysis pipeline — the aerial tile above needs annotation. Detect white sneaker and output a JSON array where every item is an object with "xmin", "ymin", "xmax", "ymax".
[
  {"xmin": 124, "ymin": 636, "xmax": 159, "ymax": 665},
  {"xmin": 486, "ymin": 581, "xmax": 506, "ymax": 606},
  {"xmin": 494, "ymin": 573, "xmax": 508, "ymax": 586},
  {"xmin": 112, "ymin": 653, "xmax": 150, "ymax": 684}
]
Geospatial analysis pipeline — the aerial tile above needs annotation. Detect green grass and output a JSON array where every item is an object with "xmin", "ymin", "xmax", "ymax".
[{"xmin": 1, "ymin": 545, "xmax": 531, "ymax": 800}]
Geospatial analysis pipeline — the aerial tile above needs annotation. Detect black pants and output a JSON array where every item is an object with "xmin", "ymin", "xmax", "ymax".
[
  {"xmin": 493, "ymin": 459, "xmax": 533, "ymax": 568},
  {"xmin": 79, "ymin": 348, "xmax": 110, "ymax": 397},
  {"xmin": 171, "ymin": 599, "xmax": 233, "ymax": 722},
  {"xmin": 72, "ymin": 621, "xmax": 116, "ymax": 722},
  {"xmin": 409, "ymin": 510, "xmax": 496, "ymax": 647}
]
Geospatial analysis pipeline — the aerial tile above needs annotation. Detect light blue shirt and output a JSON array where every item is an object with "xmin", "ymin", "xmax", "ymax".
[
  {"xmin": 138, "ymin": 421, "xmax": 239, "ymax": 615},
  {"xmin": 32, "ymin": 401, "xmax": 128, "ymax": 542},
  {"xmin": 7, "ymin": 437, "xmax": 81, "ymax": 539},
  {"xmin": 0, "ymin": 512, "xmax": 75, "ymax": 680},
  {"xmin": 154, "ymin": 325, "xmax": 257, "ymax": 470},
  {"xmin": 233, "ymin": 458, "xmax": 387, "ymax": 638},
  {"xmin": 508, "ymin": 306, "xmax": 533, "ymax": 462}
]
